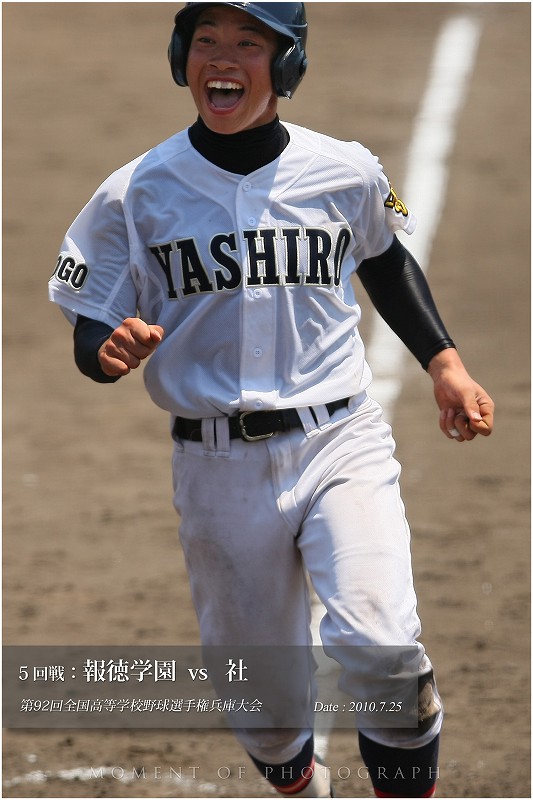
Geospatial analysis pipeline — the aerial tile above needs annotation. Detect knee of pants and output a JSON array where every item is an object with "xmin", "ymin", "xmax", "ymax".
[
  {"xmin": 417, "ymin": 670, "xmax": 443, "ymax": 736},
  {"xmin": 233, "ymin": 728, "xmax": 313, "ymax": 765},
  {"xmin": 360, "ymin": 669, "xmax": 443, "ymax": 749}
]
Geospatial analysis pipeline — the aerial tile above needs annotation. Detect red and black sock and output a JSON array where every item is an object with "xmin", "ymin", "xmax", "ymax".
[
  {"xmin": 358, "ymin": 731, "xmax": 439, "ymax": 798},
  {"xmin": 249, "ymin": 735, "xmax": 315, "ymax": 795}
]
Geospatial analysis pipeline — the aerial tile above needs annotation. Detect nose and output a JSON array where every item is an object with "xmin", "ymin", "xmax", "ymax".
[{"xmin": 208, "ymin": 44, "xmax": 239, "ymax": 71}]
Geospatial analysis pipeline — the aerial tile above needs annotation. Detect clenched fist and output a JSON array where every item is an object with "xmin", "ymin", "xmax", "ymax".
[{"xmin": 98, "ymin": 317, "xmax": 164, "ymax": 377}]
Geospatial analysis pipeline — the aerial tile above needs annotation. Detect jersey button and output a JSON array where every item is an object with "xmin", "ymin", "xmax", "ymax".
[
  {"xmin": 248, "ymin": 217, "xmax": 256, "ymax": 226},
  {"xmin": 253, "ymin": 289, "xmax": 262, "ymax": 299},
  {"xmin": 242, "ymin": 182, "xmax": 251, "ymax": 191},
  {"xmin": 253, "ymin": 348, "xmax": 263, "ymax": 358},
  {"xmin": 254, "ymin": 400, "xmax": 264, "ymax": 410}
]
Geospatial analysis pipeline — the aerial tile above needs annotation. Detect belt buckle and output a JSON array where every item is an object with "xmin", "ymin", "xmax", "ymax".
[{"xmin": 239, "ymin": 411, "xmax": 275, "ymax": 442}]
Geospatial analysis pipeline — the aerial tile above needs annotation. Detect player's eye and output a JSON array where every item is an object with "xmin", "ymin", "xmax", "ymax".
[{"xmin": 195, "ymin": 35, "xmax": 215, "ymax": 45}]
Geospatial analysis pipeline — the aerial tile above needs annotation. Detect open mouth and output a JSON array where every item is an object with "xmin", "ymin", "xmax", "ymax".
[{"xmin": 206, "ymin": 80, "xmax": 245, "ymax": 110}]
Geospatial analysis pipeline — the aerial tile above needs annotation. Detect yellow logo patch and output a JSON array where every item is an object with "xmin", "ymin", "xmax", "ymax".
[{"xmin": 384, "ymin": 183, "xmax": 409, "ymax": 217}]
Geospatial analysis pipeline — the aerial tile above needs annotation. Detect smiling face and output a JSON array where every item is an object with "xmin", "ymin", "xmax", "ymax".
[{"xmin": 186, "ymin": 5, "xmax": 280, "ymax": 135}]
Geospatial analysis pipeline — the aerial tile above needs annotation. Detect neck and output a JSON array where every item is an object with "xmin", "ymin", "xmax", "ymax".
[{"xmin": 188, "ymin": 116, "xmax": 289, "ymax": 175}]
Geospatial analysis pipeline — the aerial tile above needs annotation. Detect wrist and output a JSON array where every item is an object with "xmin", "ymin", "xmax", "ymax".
[{"xmin": 426, "ymin": 347, "xmax": 462, "ymax": 381}]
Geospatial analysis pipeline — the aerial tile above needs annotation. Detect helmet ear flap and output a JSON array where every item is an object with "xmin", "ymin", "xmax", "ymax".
[
  {"xmin": 272, "ymin": 42, "xmax": 308, "ymax": 99},
  {"xmin": 168, "ymin": 25, "xmax": 189, "ymax": 87}
]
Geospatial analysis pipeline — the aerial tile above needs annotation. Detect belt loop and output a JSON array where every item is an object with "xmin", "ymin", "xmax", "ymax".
[
  {"xmin": 312, "ymin": 404, "xmax": 331, "ymax": 429},
  {"xmin": 214, "ymin": 416, "xmax": 231, "ymax": 456},
  {"xmin": 201, "ymin": 418, "xmax": 216, "ymax": 455},
  {"xmin": 296, "ymin": 407, "xmax": 321, "ymax": 437}
]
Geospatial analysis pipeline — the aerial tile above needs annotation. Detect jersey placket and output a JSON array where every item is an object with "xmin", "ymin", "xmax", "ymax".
[{"xmin": 237, "ymin": 178, "xmax": 277, "ymax": 411}]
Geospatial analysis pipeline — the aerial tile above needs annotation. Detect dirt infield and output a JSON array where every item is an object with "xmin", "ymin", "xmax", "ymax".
[{"xmin": 3, "ymin": 3, "xmax": 530, "ymax": 798}]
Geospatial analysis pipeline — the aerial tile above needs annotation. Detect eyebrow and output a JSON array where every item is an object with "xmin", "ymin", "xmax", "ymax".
[{"xmin": 195, "ymin": 17, "xmax": 267, "ymax": 36}]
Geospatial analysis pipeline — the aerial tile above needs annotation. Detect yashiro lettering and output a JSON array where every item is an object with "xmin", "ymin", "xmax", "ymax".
[{"xmin": 149, "ymin": 225, "xmax": 352, "ymax": 300}]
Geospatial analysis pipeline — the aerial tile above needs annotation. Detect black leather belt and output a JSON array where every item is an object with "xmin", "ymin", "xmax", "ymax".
[{"xmin": 173, "ymin": 398, "xmax": 350, "ymax": 443}]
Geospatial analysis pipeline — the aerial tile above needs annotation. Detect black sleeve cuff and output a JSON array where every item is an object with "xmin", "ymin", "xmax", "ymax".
[{"xmin": 73, "ymin": 315, "xmax": 121, "ymax": 383}]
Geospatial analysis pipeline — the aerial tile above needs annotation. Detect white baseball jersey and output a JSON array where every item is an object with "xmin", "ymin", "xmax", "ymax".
[{"xmin": 49, "ymin": 121, "xmax": 415, "ymax": 418}]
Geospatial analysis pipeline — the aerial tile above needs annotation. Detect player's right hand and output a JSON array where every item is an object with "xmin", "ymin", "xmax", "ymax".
[{"xmin": 98, "ymin": 317, "xmax": 164, "ymax": 377}]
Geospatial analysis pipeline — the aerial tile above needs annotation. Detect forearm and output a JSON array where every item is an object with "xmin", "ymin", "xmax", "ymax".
[
  {"xmin": 73, "ymin": 315, "xmax": 120, "ymax": 383},
  {"xmin": 357, "ymin": 236, "xmax": 455, "ymax": 370}
]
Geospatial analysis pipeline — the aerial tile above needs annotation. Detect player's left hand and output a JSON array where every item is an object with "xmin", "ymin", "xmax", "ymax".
[{"xmin": 427, "ymin": 348, "xmax": 494, "ymax": 442}]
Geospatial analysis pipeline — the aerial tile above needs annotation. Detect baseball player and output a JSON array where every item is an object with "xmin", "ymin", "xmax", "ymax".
[{"xmin": 49, "ymin": 3, "xmax": 494, "ymax": 797}]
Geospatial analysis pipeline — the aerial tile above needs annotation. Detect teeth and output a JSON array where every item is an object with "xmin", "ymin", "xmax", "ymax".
[{"xmin": 207, "ymin": 80, "xmax": 242, "ymax": 90}]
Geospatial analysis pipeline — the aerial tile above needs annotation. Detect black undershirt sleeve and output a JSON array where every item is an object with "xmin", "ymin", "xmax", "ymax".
[
  {"xmin": 357, "ymin": 236, "xmax": 456, "ymax": 370},
  {"xmin": 73, "ymin": 315, "xmax": 120, "ymax": 383}
]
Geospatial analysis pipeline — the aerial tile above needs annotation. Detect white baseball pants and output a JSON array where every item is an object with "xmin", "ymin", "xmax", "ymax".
[{"xmin": 171, "ymin": 393, "xmax": 442, "ymax": 763}]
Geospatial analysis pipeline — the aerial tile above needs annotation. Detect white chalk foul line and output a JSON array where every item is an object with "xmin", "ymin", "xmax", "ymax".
[
  {"xmin": 4, "ymin": 13, "xmax": 482, "ymax": 795},
  {"xmin": 2, "ymin": 765, "xmax": 221, "ymax": 795},
  {"xmin": 312, "ymin": 12, "xmax": 483, "ymax": 761},
  {"xmin": 366, "ymin": 13, "xmax": 483, "ymax": 419}
]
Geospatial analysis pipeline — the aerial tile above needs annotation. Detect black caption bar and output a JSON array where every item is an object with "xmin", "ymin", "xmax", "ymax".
[{"xmin": 3, "ymin": 645, "xmax": 418, "ymax": 730}]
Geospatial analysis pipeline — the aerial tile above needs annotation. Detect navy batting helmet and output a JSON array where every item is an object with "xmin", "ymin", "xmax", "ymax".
[{"xmin": 168, "ymin": 2, "xmax": 308, "ymax": 99}]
